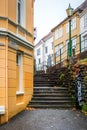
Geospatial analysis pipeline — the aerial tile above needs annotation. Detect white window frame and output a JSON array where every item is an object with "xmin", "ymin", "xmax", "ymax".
[
  {"xmin": 17, "ymin": 0, "xmax": 26, "ymax": 28},
  {"xmin": 55, "ymin": 29, "xmax": 58, "ymax": 40},
  {"xmin": 55, "ymin": 27, "xmax": 63, "ymax": 40},
  {"xmin": 72, "ymin": 37, "xmax": 76, "ymax": 49},
  {"xmin": 66, "ymin": 17, "xmax": 76, "ymax": 33},
  {"xmin": 66, "ymin": 22, "xmax": 69, "ymax": 33},
  {"xmin": 71, "ymin": 17, "xmax": 76, "ymax": 30},
  {"xmin": 55, "ymin": 43, "xmax": 63, "ymax": 57},
  {"xmin": 38, "ymin": 58, "xmax": 41, "ymax": 64},
  {"xmin": 16, "ymin": 52, "xmax": 24, "ymax": 95},
  {"xmin": 84, "ymin": 13, "xmax": 87, "ymax": 27},
  {"xmin": 45, "ymin": 46, "xmax": 48, "ymax": 54},
  {"xmin": 37, "ymin": 48, "xmax": 40, "ymax": 56},
  {"xmin": 58, "ymin": 27, "xmax": 62, "ymax": 38},
  {"xmin": 66, "ymin": 40, "xmax": 69, "ymax": 51},
  {"xmin": 81, "ymin": 35, "xmax": 87, "ymax": 52}
]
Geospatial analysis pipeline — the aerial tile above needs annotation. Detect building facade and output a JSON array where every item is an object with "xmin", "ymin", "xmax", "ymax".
[
  {"xmin": 80, "ymin": 7, "xmax": 87, "ymax": 52},
  {"xmin": 52, "ymin": 12, "xmax": 80, "ymax": 64},
  {"xmin": 34, "ymin": 32, "xmax": 54, "ymax": 72},
  {"xmin": 0, "ymin": 0, "xmax": 34, "ymax": 124},
  {"xmin": 51, "ymin": 0, "xmax": 87, "ymax": 64}
]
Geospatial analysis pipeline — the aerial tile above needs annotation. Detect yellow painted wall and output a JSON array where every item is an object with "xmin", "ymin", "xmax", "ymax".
[
  {"xmin": 53, "ymin": 13, "xmax": 80, "ymax": 64},
  {"xmin": 8, "ymin": 0, "xmax": 16, "ymax": 22},
  {"xmin": 0, "ymin": 0, "xmax": 34, "ymax": 124},
  {"xmin": 0, "ymin": 0, "xmax": 6, "ymax": 16}
]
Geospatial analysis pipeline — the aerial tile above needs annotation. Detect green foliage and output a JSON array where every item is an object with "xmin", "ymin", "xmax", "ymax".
[
  {"xmin": 71, "ymin": 95, "xmax": 75, "ymax": 99},
  {"xmin": 82, "ymin": 102, "xmax": 87, "ymax": 112},
  {"xmin": 84, "ymin": 76, "xmax": 87, "ymax": 82},
  {"xmin": 59, "ymin": 73, "xmax": 65, "ymax": 80},
  {"xmin": 80, "ymin": 58, "xmax": 87, "ymax": 63}
]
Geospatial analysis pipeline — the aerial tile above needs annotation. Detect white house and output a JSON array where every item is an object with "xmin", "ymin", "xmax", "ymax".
[
  {"xmin": 80, "ymin": 7, "xmax": 87, "ymax": 52},
  {"xmin": 34, "ymin": 32, "xmax": 54, "ymax": 71}
]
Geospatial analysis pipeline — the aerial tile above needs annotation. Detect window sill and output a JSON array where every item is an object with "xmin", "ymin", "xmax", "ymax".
[
  {"xmin": 0, "ymin": 106, "xmax": 5, "ymax": 115},
  {"xmin": 16, "ymin": 91, "xmax": 24, "ymax": 95}
]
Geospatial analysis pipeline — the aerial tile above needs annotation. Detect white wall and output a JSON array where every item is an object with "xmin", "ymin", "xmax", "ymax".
[
  {"xmin": 80, "ymin": 8, "xmax": 87, "ymax": 52},
  {"xmin": 34, "ymin": 33, "xmax": 54, "ymax": 71}
]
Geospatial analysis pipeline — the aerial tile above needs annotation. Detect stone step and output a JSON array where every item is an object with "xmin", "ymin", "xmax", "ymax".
[
  {"xmin": 34, "ymin": 89, "xmax": 68, "ymax": 93},
  {"xmin": 31, "ymin": 97, "xmax": 72, "ymax": 100},
  {"xmin": 28, "ymin": 72, "xmax": 76, "ymax": 109},
  {"xmin": 28, "ymin": 104, "xmax": 74, "ymax": 109},
  {"xmin": 33, "ymin": 93, "xmax": 71, "ymax": 97},
  {"xmin": 34, "ymin": 87, "xmax": 68, "ymax": 90},
  {"xmin": 29, "ymin": 100, "xmax": 73, "ymax": 104}
]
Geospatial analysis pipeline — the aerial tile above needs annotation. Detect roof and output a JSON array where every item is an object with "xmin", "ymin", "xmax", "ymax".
[
  {"xmin": 51, "ymin": 0, "xmax": 87, "ymax": 32},
  {"xmin": 35, "ymin": 32, "xmax": 53, "ymax": 47},
  {"xmin": 76, "ymin": 0, "xmax": 87, "ymax": 11}
]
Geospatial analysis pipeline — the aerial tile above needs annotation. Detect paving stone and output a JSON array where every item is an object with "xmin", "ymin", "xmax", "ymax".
[{"xmin": 0, "ymin": 109, "xmax": 87, "ymax": 130}]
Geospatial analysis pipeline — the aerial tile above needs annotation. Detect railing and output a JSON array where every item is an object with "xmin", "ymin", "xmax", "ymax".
[
  {"xmin": 54, "ymin": 34, "xmax": 87, "ymax": 65},
  {"xmin": 35, "ymin": 33, "xmax": 87, "ymax": 71}
]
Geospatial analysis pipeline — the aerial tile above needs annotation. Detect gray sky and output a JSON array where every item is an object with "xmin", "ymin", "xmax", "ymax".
[{"xmin": 34, "ymin": 0, "xmax": 85, "ymax": 44}]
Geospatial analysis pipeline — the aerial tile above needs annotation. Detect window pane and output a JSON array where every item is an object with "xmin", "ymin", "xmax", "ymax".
[
  {"xmin": 84, "ymin": 14, "xmax": 87, "ymax": 27},
  {"xmin": 18, "ymin": 1, "xmax": 21, "ymax": 24},
  {"xmin": 37, "ymin": 48, "xmax": 40, "ymax": 56}
]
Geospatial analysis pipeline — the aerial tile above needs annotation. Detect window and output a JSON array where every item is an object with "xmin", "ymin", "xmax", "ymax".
[
  {"xmin": 55, "ymin": 29, "xmax": 58, "ymax": 40},
  {"xmin": 55, "ymin": 27, "xmax": 63, "ymax": 40},
  {"xmin": 72, "ymin": 37, "xmax": 76, "ymax": 49},
  {"xmin": 17, "ymin": 0, "xmax": 25, "ymax": 27},
  {"xmin": 58, "ymin": 27, "xmax": 62, "ymax": 38},
  {"xmin": 66, "ymin": 17, "xmax": 76, "ymax": 33},
  {"xmin": 71, "ymin": 17, "xmax": 76, "ymax": 30},
  {"xmin": 37, "ymin": 48, "xmax": 40, "ymax": 56},
  {"xmin": 55, "ymin": 43, "xmax": 63, "ymax": 57},
  {"xmin": 18, "ymin": 0, "xmax": 21, "ymax": 24},
  {"xmin": 45, "ymin": 46, "xmax": 48, "ymax": 53},
  {"xmin": 38, "ymin": 58, "xmax": 41, "ymax": 64},
  {"xmin": 84, "ymin": 13, "xmax": 87, "ymax": 27},
  {"xmin": 16, "ymin": 52, "xmax": 23, "ymax": 94},
  {"xmin": 72, "ymin": 37, "xmax": 76, "ymax": 56},
  {"xmin": 66, "ymin": 40, "xmax": 69, "ymax": 51},
  {"xmin": 51, "ymin": 42, "xmax": 53, "ymax": 50},
  {"xmin": 66, "ymin": 22, "xmax": 69, "ymax": 33},
  {"xmin": 81, "ymin": 35, "xmax": 87, "ymax": 52}
]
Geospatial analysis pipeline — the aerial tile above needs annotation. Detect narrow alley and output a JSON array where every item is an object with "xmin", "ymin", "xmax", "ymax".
[{"xmin": 0, "ymin": 109, "xmax": 87, "ymax": 130}]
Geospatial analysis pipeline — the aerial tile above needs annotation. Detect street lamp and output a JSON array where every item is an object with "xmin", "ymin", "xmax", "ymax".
[{"xmin": 66, "ymin": 4, "xmax": 74, "ymax": 58}]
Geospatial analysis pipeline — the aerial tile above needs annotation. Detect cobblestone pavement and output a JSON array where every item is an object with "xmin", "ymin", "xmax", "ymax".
[{"xmin": 0, "ymin": 109, "xmax": 87, "ymax": 130}]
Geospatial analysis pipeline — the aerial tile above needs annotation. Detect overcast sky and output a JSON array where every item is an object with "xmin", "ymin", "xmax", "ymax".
[{"xmin": 34, "ymin": 0, "xmax": 85, "ymax": 44}]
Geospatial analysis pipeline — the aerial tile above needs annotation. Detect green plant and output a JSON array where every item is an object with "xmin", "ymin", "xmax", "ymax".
[
  {"xmin": 82, "ymin": 102, "xmax": 87, "ymax": 112},
  {"xmin": 84, "ymin": 76, "xmax": 87, "ymax": 82},
  {"xmin": 59, "ymin": 73, "xmax": 65, "ymax": 80},
  {"xmin": 71, "ymin": 95, "xmax": 75, "ymax": 99}
]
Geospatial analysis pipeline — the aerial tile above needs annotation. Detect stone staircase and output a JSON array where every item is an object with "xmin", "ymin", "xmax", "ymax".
[{"xmin": 28, "ymin": 73, "xmax": 75, "ymax": 109}]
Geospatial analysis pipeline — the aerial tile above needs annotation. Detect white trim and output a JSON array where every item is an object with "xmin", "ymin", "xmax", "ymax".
[
  {"xmin": 17, "ymin": 0, "xmax": 26, "ymax": 28},
  {"xmin": 0, "ymin": 106, "xmax": 5, "ymax": 115},
  {"xmin": 0, "ymin": 30, "xmax": 34, "ymax": 49},
  {"xmin": 0, "ymin": 28, "xmax": 7, "ymax": 31},
  {"xmin": 16, "ymin": 91, "xmax": 24, "ymax": 95}
]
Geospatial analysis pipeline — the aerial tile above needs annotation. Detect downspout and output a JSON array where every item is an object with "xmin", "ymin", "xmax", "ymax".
[
  {"xmin": 5, "ymin": 37, "xmax": 8, "ymax": 122},
  {"xmin": 5, "ymin": 0, "xmax": 8, "ymax": 123}
]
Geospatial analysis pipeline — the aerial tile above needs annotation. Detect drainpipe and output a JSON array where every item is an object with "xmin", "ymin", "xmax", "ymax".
[
  {"xmin": 79, "ymin": 34, "xmax": 81, "ymax": 53},
  {"xmin": 5, "ymin": 37, "xmax": 8, "ymax": 122}
]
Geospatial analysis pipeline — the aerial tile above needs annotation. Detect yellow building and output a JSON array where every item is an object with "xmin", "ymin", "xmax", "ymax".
[
  {"xmin": 51, "ymin": 3, "xmax": 85, "ymax": 64},
  {"xmin": 0, "ymin": 0, "xmax": 34, "ymax": 124}
]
